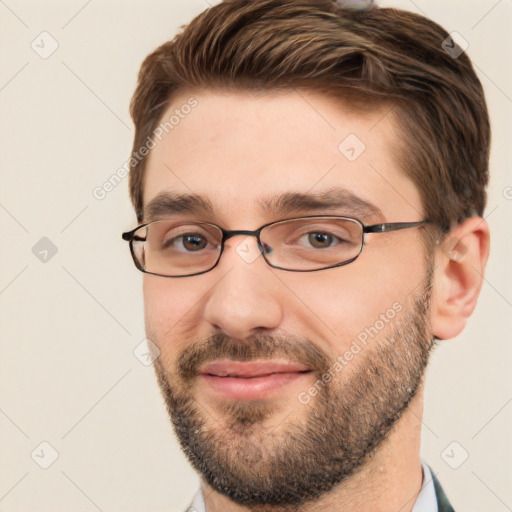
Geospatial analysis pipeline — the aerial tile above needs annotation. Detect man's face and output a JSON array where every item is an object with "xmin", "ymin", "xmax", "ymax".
[{"xmin": 142, "ymin": 90, "xmax": 434, "ymax": 507}]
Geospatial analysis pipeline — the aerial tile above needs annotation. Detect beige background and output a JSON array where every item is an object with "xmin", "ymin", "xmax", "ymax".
[{"xmin": 0, "ymin": 1, "xmax": 511, "ymax": 511}]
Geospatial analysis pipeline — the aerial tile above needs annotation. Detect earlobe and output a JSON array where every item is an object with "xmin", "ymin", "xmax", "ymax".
[{"xmin": 430, "ymin": 217, "xmax": 490, "ymax": 340}]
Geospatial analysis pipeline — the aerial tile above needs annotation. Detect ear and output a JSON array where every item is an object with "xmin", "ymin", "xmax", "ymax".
[{"xmin": 430, "ymin": 217, "xmax": 490, "ymax": 340}]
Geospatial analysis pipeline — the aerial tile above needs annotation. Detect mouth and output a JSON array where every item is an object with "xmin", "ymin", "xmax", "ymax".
[{"xmin": 197, "ymin": 359, "xmax": 313, "ymax": 400}]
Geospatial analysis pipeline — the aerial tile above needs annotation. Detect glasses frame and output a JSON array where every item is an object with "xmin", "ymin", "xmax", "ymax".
[{"xmin": 122, "ymin": 215, "xmax": 429, "ymax": 278}]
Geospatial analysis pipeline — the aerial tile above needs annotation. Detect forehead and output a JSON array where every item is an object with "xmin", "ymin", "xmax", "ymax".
[{"xmin": 142, "ymin": 89, "xmax": 422, "ymax": 225}]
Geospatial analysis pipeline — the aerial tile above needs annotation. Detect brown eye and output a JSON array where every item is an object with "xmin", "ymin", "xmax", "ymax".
[
  {"xmin": 181, "ymin": 234, "xmax": 208, "ymax": 251},
  {"xmin": 162, "ymin": 232, "xmax": 210, "ymax": 251},
  {"xmin": 307, "ymin": 232, "xmax": 334, "ymax": 249}
]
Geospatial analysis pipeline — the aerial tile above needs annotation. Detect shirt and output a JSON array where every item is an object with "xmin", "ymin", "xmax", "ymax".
[{"xmin": 184, "ymin": 460, "xmax": 439, "ymax": 512}]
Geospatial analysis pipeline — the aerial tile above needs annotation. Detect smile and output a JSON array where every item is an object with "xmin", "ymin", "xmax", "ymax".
[{"xmin": 197, "ymin": 360, "xmax": 313, "ymax": 400}]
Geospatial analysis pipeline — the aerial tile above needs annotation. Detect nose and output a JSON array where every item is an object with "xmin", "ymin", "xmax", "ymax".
[{"xmin": 201, "ymin": 236, "xmax": 284, "ymax": 340}]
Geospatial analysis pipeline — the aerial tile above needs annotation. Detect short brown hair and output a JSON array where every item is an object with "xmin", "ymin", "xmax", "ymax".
[{"xmin": 129, "ymin": 0, "xmax": 490, "ymax": 231}]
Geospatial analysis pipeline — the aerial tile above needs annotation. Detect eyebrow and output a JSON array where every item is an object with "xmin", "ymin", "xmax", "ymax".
[{"xmin": 143, "ymin": 187, "xmax": 384, "ymax": 223}]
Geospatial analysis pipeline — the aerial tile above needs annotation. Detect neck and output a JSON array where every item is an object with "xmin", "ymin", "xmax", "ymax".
[{"xmin": 201, "ymin": 385, "xmax": 425, "ymax": 512}]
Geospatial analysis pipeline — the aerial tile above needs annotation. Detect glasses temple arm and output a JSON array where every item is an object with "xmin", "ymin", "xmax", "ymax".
[
  {"xmin": 122, "ymin": 231, "xmax": 146, "ymax": 242},
  {"xmin": 363, "ymin": 221, "xmax": 428, "ymax": 233}
]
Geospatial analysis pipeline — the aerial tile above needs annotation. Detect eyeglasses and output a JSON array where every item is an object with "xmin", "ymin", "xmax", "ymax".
[{"xmin": 122, "ymin": 216, "xmax": 428, "ymax": 278}]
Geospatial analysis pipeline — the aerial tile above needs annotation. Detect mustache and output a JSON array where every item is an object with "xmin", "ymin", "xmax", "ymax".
[{"xmin": 177, "ymin": 332, "xmax": 332, "ymax": 382}]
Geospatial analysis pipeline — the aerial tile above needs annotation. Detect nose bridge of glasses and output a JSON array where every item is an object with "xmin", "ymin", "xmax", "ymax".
[
  {"xmin": 222, "ymin": 228, "xmax": 262, "ymax": 241},
  {"xmin": 221, "ymin": 229, "xmax": 267, "ymax": 253},
  {"xmin": 221, "ymin": 228, "xmax": 270, "ymax": 260}
]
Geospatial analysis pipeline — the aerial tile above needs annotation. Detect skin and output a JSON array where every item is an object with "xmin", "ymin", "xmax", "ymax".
[{"xmin": 140, "ymin": 89, "xmax": 490, "ymax": 511}]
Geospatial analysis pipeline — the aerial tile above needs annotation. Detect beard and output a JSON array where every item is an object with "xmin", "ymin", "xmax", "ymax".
[{"xmin": 151, "ymin": 275, "xmax": 434, "ymax": 511}]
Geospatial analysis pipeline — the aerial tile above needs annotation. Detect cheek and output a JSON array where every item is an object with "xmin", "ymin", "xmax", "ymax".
[
  {"xmin": 280, "ymin": 242, "xmax": 425, "ymax": 349},
  {"xmin": 281, "ymin": 274, "xmax": 392, "ymax": 346},
  {"xmin": 143, "ymin": 276, "xmax": 201, "ymax": 364}
]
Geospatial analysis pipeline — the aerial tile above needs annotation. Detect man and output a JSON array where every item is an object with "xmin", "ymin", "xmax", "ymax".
[{"xmin": 122, "ymin": 0, "xmax": 490, "ymax": 510}]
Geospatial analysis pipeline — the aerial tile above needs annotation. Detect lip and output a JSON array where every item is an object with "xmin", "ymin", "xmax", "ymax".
[
  {"xmin": 199, "ymin": 359, "xmax": 312, "ymax": 378},
  {"xmin": 197, "ymin": 359, "xmax": 313, "ymax": 400}
]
